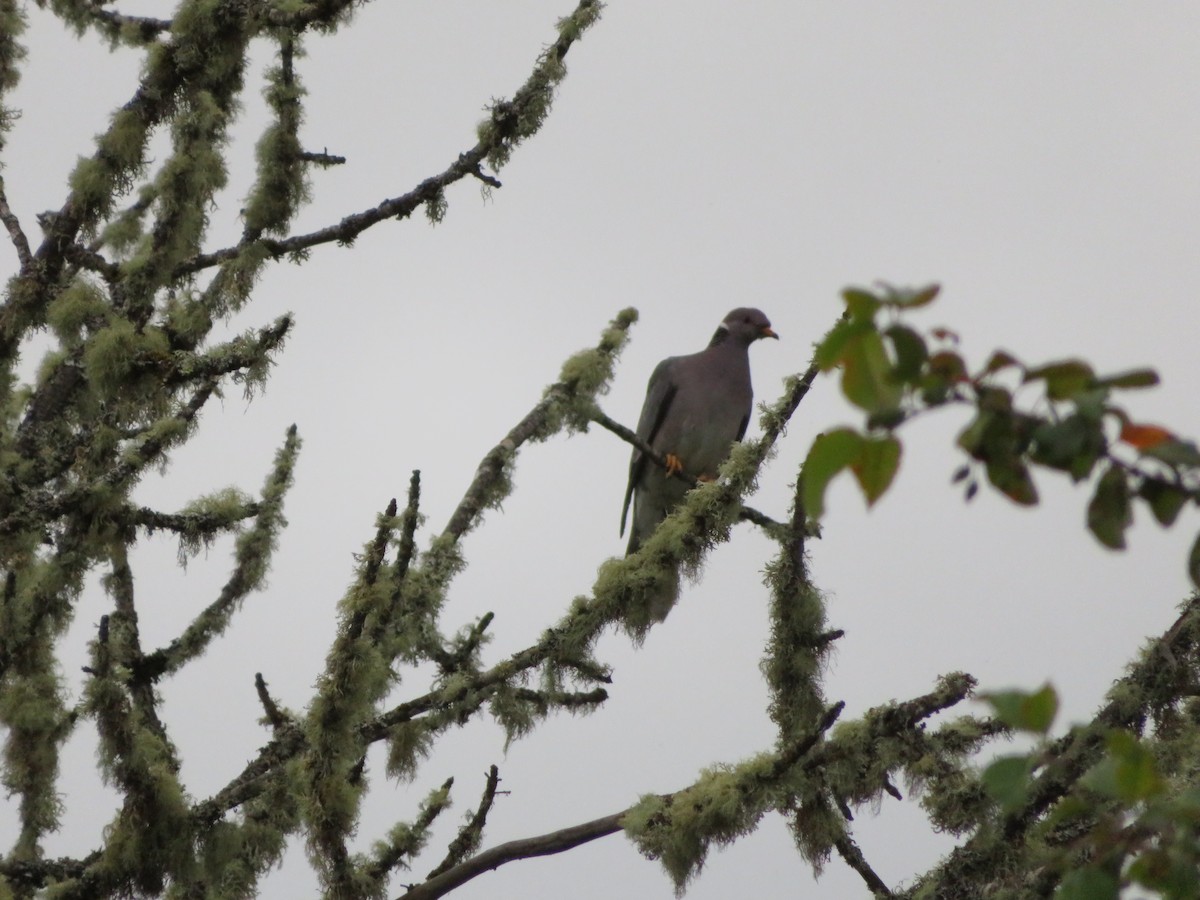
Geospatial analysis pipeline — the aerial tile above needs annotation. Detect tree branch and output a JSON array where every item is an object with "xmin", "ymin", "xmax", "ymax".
[
  {"xmin": 426, "ymin": 766, "xmax": 502, "ymax": 881},
  {"xmin": 834, "ymin": 834, "xmax": 893, "ymax": 898},
  {"xmin": 0, "ymin": 175, "xmax": 32, "ymax": 270},
  {"xmin": 588, "ymin": 405, "xmax": 788, "ymax": 537},
  {"xmin": 173, "ymin": 0, "xmax": 603, "ymax": 278},
  {"xmin": 411, "ymin": 704, "xmax": 848, "ymax": 900},
  {"xmin": 400, "ymin": 811, "xmax": 625, "ymax": 900}
]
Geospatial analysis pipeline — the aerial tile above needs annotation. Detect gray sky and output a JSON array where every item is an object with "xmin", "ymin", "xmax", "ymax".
[{"xmin": 3, "ymin": 2, "xmax": 1200, "ymax": 897}]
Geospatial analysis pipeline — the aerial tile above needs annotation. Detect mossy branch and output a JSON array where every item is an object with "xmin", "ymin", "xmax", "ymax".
[
  {"xmin": 426, "ymin": 765, "xmax": 501, "ymax": 881},
  {"xmin": 910, "ymin": 591, "xmax": 1200, "ymax": 897},
  {"xmin": 137, "ymin": 425, "xmax": 300, "ymax": 679},
  {"xmin": 172, "ymin": 0, "xmax": 605, "ymax": 280}
]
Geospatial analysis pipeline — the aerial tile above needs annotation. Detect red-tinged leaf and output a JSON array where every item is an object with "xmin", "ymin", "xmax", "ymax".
[
  {"xmin": 841, "ymin": 330, "xmax": 903, "ymax": 413},
  {"xmin": 801, "ymin": 428, "xmax": 865, "ymax": 520},
  {"xmin": 930, "ymin": 326, "xmax": 959, "ymax": 343},
  {"xmin": 1024, "ymin": 359, "xmax": 1095, "ymax": 400},
  {"xmin": 975, "ymin": 385, "xmax": 1013, "ymax": 413},
  {"xmin": 1120, "ymin": 422, "xmax": 1175, "ymax": 450},
  {"xmin": 986, "ymin": 459, "xmax": 1038, "ymax": 506},
  {"xmin": 851, "ymin": 435, "xmax": 902, "ymax": 507},
  {"xmin": 1138, "ymin": 478, "xmax": 1187, "ymax": 527},
  {"xmin": 1097, "ymin": 368, "xmax": 1159, "ymax": 390},
  {"xmin": 882, "ymin": 283, "xmax": 941, "ymax": 309},
  {"xmin": 928, "ymin": 350, "xmax": 968, "ymax": 383},
  {"xmin": 1087, "ymin": 466, "xmax": 1132, "ymax": 550},
  {"xmin": 980, "ymin": 349, "xmax": 1021, "ymax": 377}
]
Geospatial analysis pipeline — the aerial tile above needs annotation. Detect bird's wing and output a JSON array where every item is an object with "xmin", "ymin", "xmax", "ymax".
[
  {"xmin": 735, "ymin": 412, "xmax": 750, "ymax": 443},
  {"xmin": 620, "ymin": 357, "xmax": 678, "ymax": 537}
]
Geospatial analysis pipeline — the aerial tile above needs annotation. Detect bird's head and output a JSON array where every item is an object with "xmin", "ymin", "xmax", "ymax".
[{"xmin": 713, "ymin": 308, "xmax": 778, "ymax": 347}]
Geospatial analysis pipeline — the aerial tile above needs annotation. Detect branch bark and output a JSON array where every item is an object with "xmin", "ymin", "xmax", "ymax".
[
  {"xmin": 399, "ymin": 812, "xmax": 625, "ymax": 900},
  {"xmin": 0, "ymin": 175, "xmax": 32, "ymax": 270}
]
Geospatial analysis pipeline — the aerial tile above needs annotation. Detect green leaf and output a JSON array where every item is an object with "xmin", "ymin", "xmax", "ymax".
[
  {"xmin": 885, "ymin": 324, "xmax": 927, "ymax": 382},
  {"xmin": 975, "ymin": 385, "xmax": 1013, "ymax": 413},
  {"xmin": 1096, "ymin": 368, "xmax": 1159, "ymax": 390},
  {"xmin": 1086, "ymin": 730, "xmax": 1164, "ymax": 802},
  {"xmin": 842, "ymin": 330, "xmax": 903, "ymax": 413},
  {"xmin": 1145, "ymin": 438, "xmax": 1200, "ymax": 469},
  {"xmin": 957, "ymin": 412, "xmax": 991, "ymax": 457},
  {"xmin": 866, "ymin": 408, "xmax": 907, "ymax": 431},
  {"xmin": 841, "ymin": 287, "xmax": 881, "ymax": 322},
  {"xmin": 851, "ymin": 435, "xmax": 902, "ymax": 507},
  {"xmin": 1087, "ymin": 466, "xmax": 1132, "ymax": 550},
  {"xmin": 801, "ymin": 428, "xmax": 864, "ymax": 520},
  {"xmin": 1030, "ymin": 416, "xmax": 1105, "ymax": 482},
  {"xmin": 986, "ymin": 459, "xmax": 1038, "ymax": 506},
  {"xmin": 1127, "ymin": 849, "xmax": 1192, "ymax": 894},
  {"xmin": 1055, "ymin": 866, "xmax": 1119, "ymax": 900},
  {"xmin": 1105, "ymin": 730, "xmax": 1164, "ymax": 801},
  {"xmin": 814, "ymin": 319, "xmax": 873, "ymax": 371},
  {"xmin": 982, "ymin": 754, "xmax": 1031, "ymax": 811},
  {"xmin": 1025, "ymin": 359, "xmax": 1095, "ymax": 400},
  {"xmin": 1138, "ymin": 478, "xmax": 1187, "ymax": 527},
  {"xmin": 882, "ymin": 282, "xmax": 940, "ymax": 308},
  {"xmin": 984, "ymin": 684, "xmax": 1058, "ymax": 734},
  {"xmin": 1190, "ymin": 532, "xmax": 1200, "ymax": 591},
  {"xmin": 922, "ymin": 350, "xmax": 968, "ymax": 406}
]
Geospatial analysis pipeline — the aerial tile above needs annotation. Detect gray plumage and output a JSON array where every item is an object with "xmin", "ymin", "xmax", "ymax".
[{"xmin": 621, "ymin": 308, "xmax": 778, "ymax": 562}]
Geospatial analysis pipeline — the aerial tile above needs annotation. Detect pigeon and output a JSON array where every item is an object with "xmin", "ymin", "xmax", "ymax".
[{"xmin": 621, "ymin": 308, "xmax": 778, "ymax": 561}]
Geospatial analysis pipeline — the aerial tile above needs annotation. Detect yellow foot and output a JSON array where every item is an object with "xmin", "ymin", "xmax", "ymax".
[
  {"xmin": 696, "ymin": 473, "xmax": 716, "ymax": 483},
  {"xmin": 664, "ymin": 453, "xmax": 684, "ymax": 478}
]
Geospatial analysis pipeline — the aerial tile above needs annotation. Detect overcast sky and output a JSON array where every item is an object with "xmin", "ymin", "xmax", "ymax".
[{"xmin": 3, "ymin": 2, "xmax": 1200, "ymax": 897}]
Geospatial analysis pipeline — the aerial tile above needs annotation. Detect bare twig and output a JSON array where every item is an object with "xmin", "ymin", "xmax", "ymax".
[
  {"xmin": 254, "ymin": 673, "xmax": 287, "ymax": 730},
  {"xmin": 400, "ymin": 811, "xmax": 625, "ymax": 900},
  {"xmin": 392, "ymin": 471, "xmax": 422, "ymax": 585},
  {"xmin": 298, "ymin": 150, "xmax": 346, "ymax": 167}
]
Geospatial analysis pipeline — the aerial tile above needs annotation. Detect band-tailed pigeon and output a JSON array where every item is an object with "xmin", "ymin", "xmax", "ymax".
[{"xmin": 621, "ymin": 308, "xmax": 778, "ymax": 563}]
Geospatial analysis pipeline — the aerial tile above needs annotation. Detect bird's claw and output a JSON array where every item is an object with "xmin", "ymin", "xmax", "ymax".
[{"xmin": 664, "ymin": 453, "xmax": 684, "ymax": 478}]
